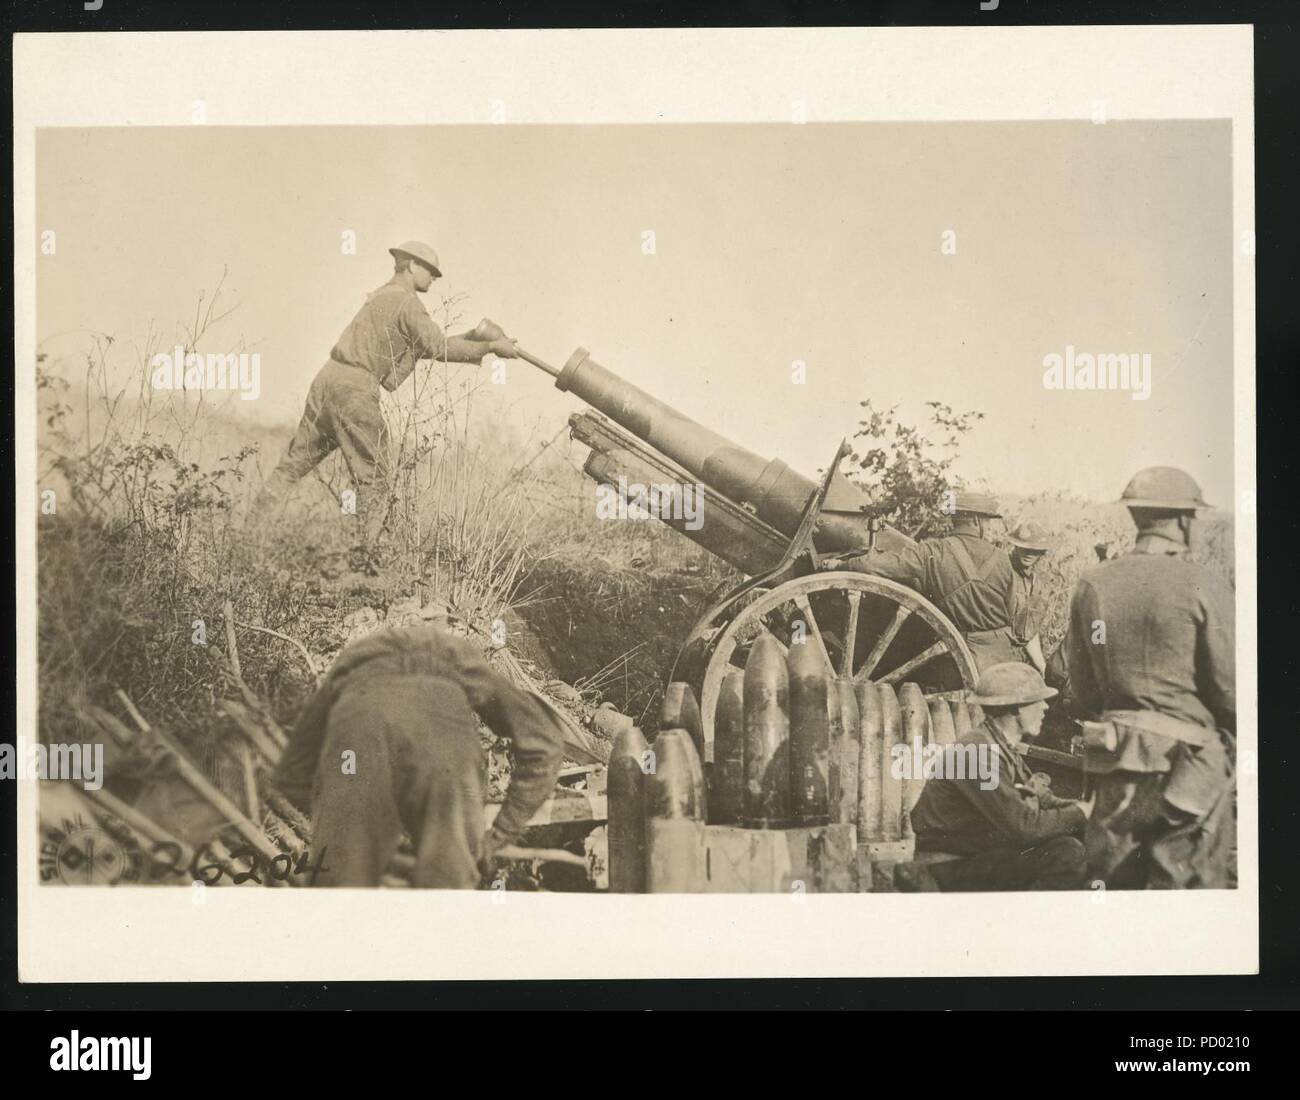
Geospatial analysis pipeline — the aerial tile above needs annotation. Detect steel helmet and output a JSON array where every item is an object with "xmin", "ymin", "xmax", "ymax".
[
  {"xmin": 1118, "ymin": 467, "xmax": 1209, "ymax": 511},
  {"xmin": 1005, "ymin": 520, "xmax": 1058, "ymax": 553},
  {"xmin": 969, "ymin": 662, "xmax": 1058, "ymax": 707},
  {"xmin": 949, "ymin": 491, "xmax": 1001, "ymax": 518},
  {"xmin": 388, "ymin": 240, "xmax": 442, "ymax": 277}
]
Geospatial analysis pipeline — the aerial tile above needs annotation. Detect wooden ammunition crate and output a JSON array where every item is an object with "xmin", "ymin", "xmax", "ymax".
[{"xmin": 701, "ymin": 823, "xmax": 858, "ymax": 893}]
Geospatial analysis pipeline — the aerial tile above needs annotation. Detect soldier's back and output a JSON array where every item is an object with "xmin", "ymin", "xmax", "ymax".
[{"xmin": 1072, "ymin": 550, "xmax": 1234, "ymax": 729}]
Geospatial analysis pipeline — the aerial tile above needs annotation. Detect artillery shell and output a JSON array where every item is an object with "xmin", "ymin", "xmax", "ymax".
[
  {"xmin": 967, "ymin": 702, "xmax": 984, "ymax": 729},
  {"xmin": 898, "ymin": 683, "xmax": 930, "ymax": 829},
  {"xmin": 607, "ymin": 725, "xmax": 650, "ymax": 893},
  {"xmin": 710, "ymin": 670, "xmax": 745, "ymax": 825},
  {"xmin": 928, "ymin": 698, "xmax": 956, "ymax": 746},
  {"xmin": 877, "ymin": 683, "xmax": 904, "ymax": 842},
  {"xmin": 855, "ymin": 680, "xmax": 884, "ymax": 842},
  {"xmin": 951, "ymin": 698, "xmax": 972, "ymax": 738},
  {"xmin": 787, "ymin": 640, "xmax": 830, "ymax": 826},
  {"xmin": 661, "ymin": 681, "xmax": 706, "ymax": 765},
  {"xmin": 830, "ymin": 679, "xmax": 860, "ymax": 826},
  {"xmin": 646, "ymin": 727, "xmax": 707, "ymax": 892},
  {"xmin": 742, "ymin": 634, "xmax": 790, "ymax": 828}
]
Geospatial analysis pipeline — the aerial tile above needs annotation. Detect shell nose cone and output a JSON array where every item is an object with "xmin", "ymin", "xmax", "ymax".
[{"xmin": 647, "ymin": 728, "xmax": 706, "ymax": 821}]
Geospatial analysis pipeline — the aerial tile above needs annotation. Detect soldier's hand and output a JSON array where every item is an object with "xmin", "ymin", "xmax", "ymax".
[
  {"xmin": 488, "ymin": 338, "xmax": 519, "ymax": 360},
  {"xmin": 819, "ymin": 557, "xmax": 845, "ymax": 571},
  {"xmin": 470, "ymin": 317, "xmax": 509, "ymax": 342}
]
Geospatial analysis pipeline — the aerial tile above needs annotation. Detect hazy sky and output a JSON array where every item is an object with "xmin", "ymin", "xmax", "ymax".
[{"xmin": 36, "ymin": 121, "xmax": 1235, "ymax": 505}]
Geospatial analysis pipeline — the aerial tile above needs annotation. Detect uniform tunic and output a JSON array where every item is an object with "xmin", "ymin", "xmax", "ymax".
[
  {"xmin": 1063, "ymin": 533, "xmax": 1236, "ymax": 888},
  {"xmin": 843, "ymin": 532, "xmax": 1019, "ymax": 671},
  {"xmin": 911, "ymin": 721, "xmax": 1086, "ymax": 855},
  {"xmin": 330, "ymin": 278, "xmax": 447, "ymax": 392},
  {"xmin": 274, "ymin": 623, "xmax": 566, "ymax": 888},
  {"xmin": 1008, "ymin": 569, "xmax": 1038, "ymax": 649},
  {"xmin": 258, "ymin": 278, "xmax": 448, "ymax": 537}
]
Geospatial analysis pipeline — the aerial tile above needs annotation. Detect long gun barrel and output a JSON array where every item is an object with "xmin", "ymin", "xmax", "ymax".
[{"xmin": 524, "ymin": 346, "xmax": 909, "ymax": 569}]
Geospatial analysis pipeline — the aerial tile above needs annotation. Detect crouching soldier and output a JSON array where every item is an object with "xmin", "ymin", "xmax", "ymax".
[
  {"xmin": 272, "ymin": 609, "xmax": 565, "ymax": 888},
  {"xmin": 904, "ymin": 663, "xmax": 1094, "ymax": 891}
]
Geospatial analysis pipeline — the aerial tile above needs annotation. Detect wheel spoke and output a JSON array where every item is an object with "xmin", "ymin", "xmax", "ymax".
[
  {"xmin": 840, "ymin": 590, "xmax": 862, "ymax": 678},
  {"xmin": 855, "ymin": 604, "xmax": 911, "ymax": 682},
  {"xmin": 792, "ymin": 594, "xmax": 835, "ymax": 675},
  {"xmin": 879, "ymin": 641, "xmax": 948, "ymax": 685}
]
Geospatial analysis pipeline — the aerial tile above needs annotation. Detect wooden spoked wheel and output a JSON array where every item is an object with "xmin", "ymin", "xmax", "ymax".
[{"xmin": 697, "ymin": 572, "xmax": 977, "ymax": 753}]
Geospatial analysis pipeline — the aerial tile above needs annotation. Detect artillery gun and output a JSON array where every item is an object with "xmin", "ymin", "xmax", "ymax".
[{"xmin": 519, "ymin": 346, "xmax": 979, "ymax": 759}]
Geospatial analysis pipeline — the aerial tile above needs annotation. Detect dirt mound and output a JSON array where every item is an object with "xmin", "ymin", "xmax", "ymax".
[{"xmin": 513, "ymin": 552, "xmax": 730, "ymax": 732}]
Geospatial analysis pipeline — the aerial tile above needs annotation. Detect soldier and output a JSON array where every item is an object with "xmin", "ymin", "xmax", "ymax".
[
  {"xmin": 271, "ymin": 608, "xmax": 566, "ymax": 888},
  {"xmin": 256, "ymin": 240, "xmax": 519, "ymax": 567},
  {"xmin": 1064, "ymin": 467, "xmax": 1235, "ymax": 890},
  {"xmin": 830, "ymin": 491, "xmax": 1020, "ymax": 672},
  {"xmin": 1004, "ymin": 520, "xmax": 1058, "ymax": 675},
  {"xmin": 904, "ymin": 663, "xmax": 1094, "ymax": 891}
]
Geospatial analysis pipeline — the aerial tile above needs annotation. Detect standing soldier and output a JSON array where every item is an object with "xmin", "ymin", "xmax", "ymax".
[
  {"xmin": 1064, "ymin": 467, "xmax": 1235, "ymax": 889},
  {"xmin": 1004, "ymin": 520, "xmax": 1058, "ymax": 675},
  {"xmin": 830, "ymin": 491, "xmax": 1020, "ymax": 672},
  {"xmin": 256, "ymin": 241, "xmax": 519, "ymax": 568},
  {"xmin": 903, "ymin": 662, "xmax": 1093, "ymax": 892},
  {"xmin": 271, "ymin": 608, "xmax": 566, "ymax": 888}
]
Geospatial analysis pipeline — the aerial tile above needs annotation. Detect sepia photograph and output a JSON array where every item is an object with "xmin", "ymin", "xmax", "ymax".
[{"xmin": 12, "ymin": 24, "xmax": 1257, "ymax": 984}]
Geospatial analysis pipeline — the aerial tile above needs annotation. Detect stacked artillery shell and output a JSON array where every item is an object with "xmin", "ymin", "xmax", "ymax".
[
  {"xmin": 928, "ymin": 698, "xmax": 957, "ymax": 747},
  {"xmin": 877, "ymin": 683, "xmax": 904, "ymax": 842},
  {"xmin": 967, "ymin": 702, "xmax": 984, "ymax": 728},
  {"xmin": 661, "ymin": 681, "xmax": 706, "ymax": 765},
  {"xmin": 829, "ymin": 678, "xmax": 860, "ymax": 826},
  {"xmin": 608, "ymin": 725, "xmax": 651, "ymax": 892},
  {"xmin": 709, "ymin": 671, "xmax": 746, "ymax": 825},
  {"xmin": 645, "ymin": 727, "xmax": 707, "ymax": 892},
  {"xmin": 787, "ymin": 641, "xmax": 831, "ymax": 826},
  {"xmin": 855, "ymin": 681, "xmax": 884, "ymax": 840},
  {"xmin": 742, "ymin": 634, "xmax": 791, "ymax": 828},
  {"xmin": 898, "ymin": 683, "xmax": 930, "ymax": 832}
]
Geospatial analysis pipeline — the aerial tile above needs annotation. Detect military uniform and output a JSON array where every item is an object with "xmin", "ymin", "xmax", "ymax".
[
  {"xmin": 1008, "ymin": 568, "xmax": 1039, "ymax": 661},
  {"xmin": 1065, "ymin": 532, "xmax": 1235, "ymax": 889},
  {"xmin": 258, "ymin": 274, "xmax": 448, "ymax": 540},
  {"xmin": 910, "ymin": 720, "xmax": 1087, "ymax": 891},
  {"xmin": 844, "ymin": 531, "xmax": 1020, "ymax": 672},
  {"xmin": 273, "ymin": 622, "xmax": 565, "ymax": 888}
]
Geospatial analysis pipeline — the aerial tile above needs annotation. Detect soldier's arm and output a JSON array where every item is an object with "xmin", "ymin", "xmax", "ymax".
[
  {"xmin": 953, "ymin": 768, "xmax": 1086, "ymax": 842},
  {"xmin": 1064, "ymin": 580, "xmax": 1104, "ymax": 717},
  {"xmin": 392, "ymin": 300, "xmax": 503, "ymax": 365},
  {"xmin": 454, "ymin": 644, "xmax": 566, "ymax": 843},
  {"xmin": 1037, "ymin": 787, "xmax": 1077, "ymax": 810},
  {"xmin": 399, "ymin": 300, "xmax": 516, "ymax": 365},
  {"xmin": 1009, "ymin": 578, "xmax": 1045, "ymax": 671},
  {"xmin": 271, "ymin": 679, "xmax": 338, "ymax": 811},
  {"xmin": 1196, "ymin": 573, "xmax": 1236, "ymax": 733},
  {"xmin": 839, "ymin": 543, "xmax": 929, "ymax": 589}
]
